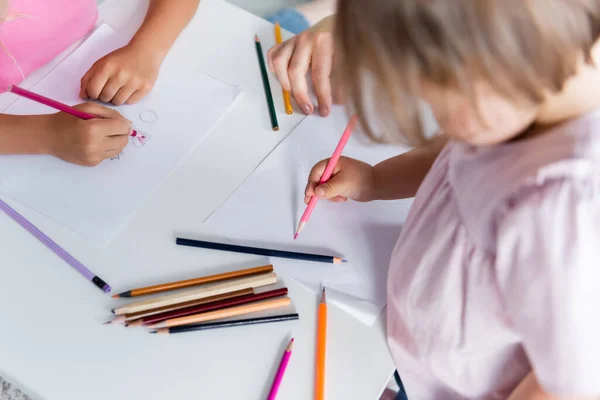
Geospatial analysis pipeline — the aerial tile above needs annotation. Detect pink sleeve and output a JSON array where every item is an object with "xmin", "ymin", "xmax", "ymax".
[{"xmin": 495, "ymin": 178, "xmax": 600, "ymax": 397}]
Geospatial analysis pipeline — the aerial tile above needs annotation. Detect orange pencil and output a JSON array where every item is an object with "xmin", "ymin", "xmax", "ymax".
[
  {"xmin": 274, "ymin": 23, "xmax": 293, "ymax": 115},
  {"xmin": 315, "ymin": 287, "xmax": 327, "ymax": 400}
]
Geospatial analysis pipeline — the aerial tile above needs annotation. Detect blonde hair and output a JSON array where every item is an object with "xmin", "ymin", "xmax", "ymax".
[{"xmin": 335, "ymin": 0, "xmax": 600, "ymax": 145}]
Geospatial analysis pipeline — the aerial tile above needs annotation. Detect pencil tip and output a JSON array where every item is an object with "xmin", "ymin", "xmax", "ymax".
[
  {"xmin": 111, "ymin": 294, "xmax": 119, "ymax": 298},
  {"xmin": 149, "ymin": 331, "xmax": 157, "ymax": 334},
  {"xmin": 273, "ymin": 126, "xmax": 279, "ymax": 131},
  {"xmin": 342, "ymin": 259, "xmax": 348, "ymax": 263},
  {"xmin": 293, "ymin": 233, "xmax": 299, "ymax": 240},
  {"xmin": 254, "ymin": 34, "xmax": 260, "ymax": 42},
  {"xmin": 103, "ymin": 321, "xmax": 111, "ymax": 325}
]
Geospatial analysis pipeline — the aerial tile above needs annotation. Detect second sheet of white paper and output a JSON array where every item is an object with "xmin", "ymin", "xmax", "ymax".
[
  {"xmin": 205, "ymin": 107, "xmax": 414, "ymax": 324},
  {"xmin": 0, "ymin": 24, "xmax": 240, "ymax": 243}
]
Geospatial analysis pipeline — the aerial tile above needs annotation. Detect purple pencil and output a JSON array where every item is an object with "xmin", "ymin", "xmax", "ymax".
[
  {"xmin": 267, "ymin": 338, "xmax": 294, "ymax": 400},
  {"xmin": 0, "ymin": 198, "xmax": 111, "ymax": 293}
]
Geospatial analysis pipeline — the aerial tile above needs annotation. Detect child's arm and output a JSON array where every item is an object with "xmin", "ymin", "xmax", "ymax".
[
  {"xmin": 0, "ymin": 104, "xmax": 131, "ymax": 166},
  {"xmin": 509, "ymin": 372, "xmax": 597, "ymax": 400},
  {"xmin": 304, "ymin": 134, "xmax": 447, "ymax": 204},
  {"xmin": 80, "ymin": 0, "xmax": 200, "ymax": 105}
]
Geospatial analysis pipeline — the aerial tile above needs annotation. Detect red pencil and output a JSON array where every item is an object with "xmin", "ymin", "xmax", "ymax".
[
  {"xmin": 294, "ymin": 115, "xmax": 358, "ymax": 239},
  {"xmin": 127, "ymin": 287, "xmax": 289, "ymax": 327},
  {"xmin": 8, "ymin": 85, "xmax": 139, "ymax": 137}
]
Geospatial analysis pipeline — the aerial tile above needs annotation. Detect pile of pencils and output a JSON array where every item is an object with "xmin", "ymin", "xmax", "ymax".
[{"xmin": 105, "ymin": 265, "xmax": 298, "ymax": 335}]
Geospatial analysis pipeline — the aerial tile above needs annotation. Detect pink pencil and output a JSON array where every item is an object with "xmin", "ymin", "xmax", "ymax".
[
  {"xmin": 294, "ymin": 115, "xmax": 358, "ymax": 239},
  {"xmin": 8, "ymin": 85, "xmax": 138, "ymax": 137},
  {"xmin": 267, "ymin": 338, "xmax": 294, "ymax": 400}
]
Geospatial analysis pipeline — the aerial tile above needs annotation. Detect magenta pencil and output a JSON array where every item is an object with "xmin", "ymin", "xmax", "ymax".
[
  {"xmin": 267, "ymin": 338, "xmax": 294, "ymax": 400},
  {"xmin": 294, "ymin": 115, "xmax": 358, "ymax": 239},
  {"xmin": 8, "ymin": 85, "xmax": 138, "ymax": 137}
]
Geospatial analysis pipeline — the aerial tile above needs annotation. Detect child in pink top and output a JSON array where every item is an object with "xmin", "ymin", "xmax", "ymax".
[
  {"xmin": 270, "ymin": 1, "xmax": 600, "ymax": 399},
  {"xmin": 0, "ymin": 0, "xmax": 199, "ymax": 166}
]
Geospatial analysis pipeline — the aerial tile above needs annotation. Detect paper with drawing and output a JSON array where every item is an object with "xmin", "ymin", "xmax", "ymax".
[
  {"xmin": 204, "ymin": 108, "xmax": 414, "ymax": 324},
  {"xmin": 0, "ymin": 24, "xmax": 240, "ymax": 243}
]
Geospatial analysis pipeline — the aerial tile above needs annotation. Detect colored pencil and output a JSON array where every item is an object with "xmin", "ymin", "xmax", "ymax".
[
  {"xmin": 254, "ymin": 35, "xmax": 279, "ymax": 131},
  {"xmin": 8, "ymin": 85, "xmax": 138, "ymax": 137},
  {"xmin": 315, "ymin": 287, "xmax": 328, "ymax": 400},
  {"xmin": 112, "ymin": 264, "xmax": 273, "ymax": 298},
  {"xmin": 267, "ymin": 338, "xmax": 295, "ymax": 400},
  {"xmin": 0, "ymin": 197, "xmax": 110, "ymax": 293},
  {"xmin": 274, "ymin": 23, "xmax": 293, "ymax": 115},
  {"xmin": 295, "ymin": 116, "xmax": 359, "ymax": 239},
  {"xmin": 104, "ymin": 288, "xmax": 254, "ymax": 324},
  {"xmin": 112, "ymin": 272, "xmax": 277, "ymax": 315},
  {"xmin": 130, "ymin": 288, "xmax": 289, "ymax": 327},
  {"xmin": 151, "ymin": 314, "xmax": 299, "ymax": 334},
  {"xmin": 147, "ymin": 296, "xmax": 291, "ymax": 329},
  {"xmin": 176, "ymin": 238, "xmax": 347, "ymax": 264}
]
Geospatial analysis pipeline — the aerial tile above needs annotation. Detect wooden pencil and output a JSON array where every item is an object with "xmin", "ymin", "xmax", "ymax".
[
  {"xmin": 134, "ymin": 288, "xmax": 289, "ymax": 326},
  {"xmin": 112, "ymin": 264, "xmax": 273, "ymax": 298},
  {"xmin": 315, "ymin": 287, "xmax": 328, "ymax": 400},
  {"xmin": 104, "ymin": 288, "xmax": 254, "ymax": 324},
  {"xmin": 112, "ymin": 272, "xmax": 277, "ymax": 315},
  {"xmin": 151, "ymin": 314, "xmax": 299, "ymax": 335},
  {"xmin": 147, "ymin": 297, "xmax": 292, "ymax": 329},
  {"xmin": 176, "ymin": 238, "xmax": 347, "ymax": 264},
  {"xmin": 274, "ymin": 23, "xmax": 293, "ymax": 115},
  {"xmin": 255, "ymin": 35, "xmax": 279, "ymax": 131}
]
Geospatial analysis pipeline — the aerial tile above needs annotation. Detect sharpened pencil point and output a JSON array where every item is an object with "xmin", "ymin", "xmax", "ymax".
[
  {"xmin": 149, "ymin": 331, "xmax": 157, "ymax": 334},
  {"xmin": 293, "ymin": 233, "xmax": 298, "ymax": 240},
  {"xmin": 111, "ymin": 294, "xmax": 119, "ymax": 298},
  {"xmin": 103, "ymin": 321, "xmax": 111, "ymax": 325},
  {"xmin": 254, "ymin": 34, "xmax": 260, "ymax": 42},
  {"xmin": 342, "ymin": 259, "xmax": 348, "ymax": 263}
]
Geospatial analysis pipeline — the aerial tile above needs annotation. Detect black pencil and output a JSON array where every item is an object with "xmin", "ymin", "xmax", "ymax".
[
  {"xmin": 151, "ymin": 313, "xmax": 300, "ymax": 334},
  {"xmin": 176, "ymin": 238, "xmax": 348, "ymax": 264},
  {"xmin": 255, "ymin": 35, "xmax": 279, "ymax": 131}
]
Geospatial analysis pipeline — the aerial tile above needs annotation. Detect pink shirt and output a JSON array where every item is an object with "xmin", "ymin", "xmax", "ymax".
[
  {"xmin": 388, "ymin": 108, "xmax": 600, "ymax": 399},
  {"xmin": 0, "ymin": 0, "xmax": 97, "ymax": 92}
]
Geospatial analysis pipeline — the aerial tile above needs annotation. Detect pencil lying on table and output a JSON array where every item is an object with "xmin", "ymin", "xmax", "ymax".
[
  {"xmin": 315, "ymin": 287, "xmax": 328, "ymax": 400},
  {"xmin": 127, "ymin": 288, "xmax": 289, "ymax": 327},
  {"xmin": 112, "ymin": 272, "xmax": 277, "ymax": 315},
  {"xmin": 105, "ymin": 288, "xmax": 254, "ymax": 325},
  {"xmin": 255, "ymin": 35, "xmax": 279, "ymax": 131},
  {"xmin": 176, "ymin": 238, "xmax": 347, "ymax": 264},
  {"xmin": 274, "ymin": 23, "xmax": 293, "ymax": 115},
  {"xmin": 146, "ymin": 296, "xmax": 292, "ymax": 329},
  {"xmin": 151, "ymin": 314, "xmax": 299, "ymax": 335},
  {"xmin": 112, "ymin": 264, "xmax": 273, "ymax": 298}
]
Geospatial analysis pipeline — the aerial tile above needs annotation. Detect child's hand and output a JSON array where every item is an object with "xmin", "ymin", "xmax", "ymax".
[
  {"xmin": 79, "ymin": 44, "xmax": 162, "ymax": 105},
  {"xmin": 42, "ymin": 103, "xmax": 132, "ymax": 166},
  {"xmin": 304, "ymin": 157, "xmax": 376, "ymax": 204}
]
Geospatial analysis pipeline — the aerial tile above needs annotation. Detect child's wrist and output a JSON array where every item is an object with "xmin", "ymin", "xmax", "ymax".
[{"xmin": 127, "ymin": 35, "xmax": 169, "ymax": 64}]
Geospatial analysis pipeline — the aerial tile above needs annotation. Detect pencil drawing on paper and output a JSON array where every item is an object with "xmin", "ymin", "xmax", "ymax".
[
  {"xmin": 131, "ymin": 131, "xmax": 151, "ymax": 148},
  {"xmin": 139, "ymin": 110, "xmax": 158, "ymax": 124},
  {"xmin": 110, "ymin": 152, "xmax": 124, "ymax": 161}
]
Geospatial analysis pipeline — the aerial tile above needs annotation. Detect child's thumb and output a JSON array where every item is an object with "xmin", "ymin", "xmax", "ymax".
[{"xmin": 315, "ymin": 178, "xmax": 345, "ymax": 200}]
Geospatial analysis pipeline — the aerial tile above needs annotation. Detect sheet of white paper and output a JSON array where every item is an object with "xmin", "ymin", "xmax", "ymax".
[
  {"xmin": 204, "ymin": 107, "xmax": 414, "ymax": 324},
  {"xmin": 0, "ymin": 24, "xmax": 240, "ymax": 243}
]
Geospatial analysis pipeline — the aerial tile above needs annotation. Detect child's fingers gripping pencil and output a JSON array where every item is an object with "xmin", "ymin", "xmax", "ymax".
[
  {"xmin": 274, "ymin": 23, "xmax": 293, "ymax": 115},
  {"xmin": 294, "ymin": 115, "xmax": 358, "ymax": 239}
]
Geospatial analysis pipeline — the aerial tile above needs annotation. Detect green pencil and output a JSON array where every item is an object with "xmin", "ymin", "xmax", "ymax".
[{"xmin": 254, "ymin": 35, "xmax": 279, "ymax": 131}]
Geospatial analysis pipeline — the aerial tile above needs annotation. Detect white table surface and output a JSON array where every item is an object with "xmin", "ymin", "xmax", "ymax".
[{"xmin": 0, "ymin": 0, "xmax": 395, "ymax": 399}]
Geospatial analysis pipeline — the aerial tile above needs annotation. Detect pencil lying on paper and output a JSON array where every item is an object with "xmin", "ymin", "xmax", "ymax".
[
  {"xmin": 176, "ymin": 238, "xmax": 347, "ymax": 264},
  {"xmin": 146, "ymin": 297, "xmax": 292, "ymax": 329},
  {"xmin": 295, "ymin": 116, "xmax": 359, "ymax": 239},
  {"xmin": 151, "ymin": 314, "xmax": 299, "ymax": 334},
  {"xmin": 8, "ymin": 85, "xmax": 139, "ymax": 137},
  {"xmin": 112, "ymin": 272, "xmax": 277, "ymax": 315},
  {"xmin": 112, "ymin": 264, "xmax": 273, "ymax": 298},
  {"xmin": 128, "ymin": 288, "xmax": 289, "ymax": 327},
  {"xmin": 267, "ymin": 338, "xmax": 295, "ymax": 400},
  {"xmin": 274, "ymin": 23, "xmax": 293, "ymax": 115},
  {"xmin": 315, "ymin": 287, "xmax": 328, "ymax": 400},
  {"xmin": 105, "ymin": 288, "xmax": 254, "ymax": 325},
  {"xmin": 0, "ymin": 198, "xmax": 111, "ymax": 293},
  {"xmin": 255, "ymin": 35, "xmax": 279, "ymax": 131}
]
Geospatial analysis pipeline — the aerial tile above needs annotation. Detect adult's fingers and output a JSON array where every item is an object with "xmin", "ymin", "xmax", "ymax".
[
  {"xmin": 311, "ymin": 32, "xmax": 334, "ymax": 117},
  {"xmin": 269, "ymin": 42, "xmax": 295, "ymax": 92},
  {"xmin": 288, "ymin": 35, "xmax": 315, "ymax": 115}
]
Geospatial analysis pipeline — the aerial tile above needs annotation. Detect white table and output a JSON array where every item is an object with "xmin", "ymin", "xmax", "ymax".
[{"xmin": 0, "ymin": 0, "xmax": 395, "ymax": 399}]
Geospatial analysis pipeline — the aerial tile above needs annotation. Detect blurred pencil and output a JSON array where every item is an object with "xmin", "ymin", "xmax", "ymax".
[
  {"xmin": 112, "ymin": 265, "xmax": 273, "ymax": 298},
  {"xmin": 147, "ymin": 296, "xmax": 292, "ymax": 329},
  {"xmin": 130, "ymin": 288, "xmax": 289, "ymax": 327},
  {"xmin": 255, "ymin": 35, "xmax": 279, "ymax": 131},
  {"xmin": 274, "ymin": 23, "xmax": 293, "ymax": 115},
  {"xmin": 104, "ymin": 288, "xmax": 254, "ymax": 325},
  {"xmin": 151, "ymin": 314, "xmax": 299, "ymax": 335},
  {"xmin": 112, "ymin": 272, "xmax": 277, "ymax": 315}
]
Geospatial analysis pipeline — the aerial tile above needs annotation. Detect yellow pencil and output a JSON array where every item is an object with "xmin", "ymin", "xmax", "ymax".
[{"xmin": 274, "ymin": 23, "xmax": 293, "ymax": 115}]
